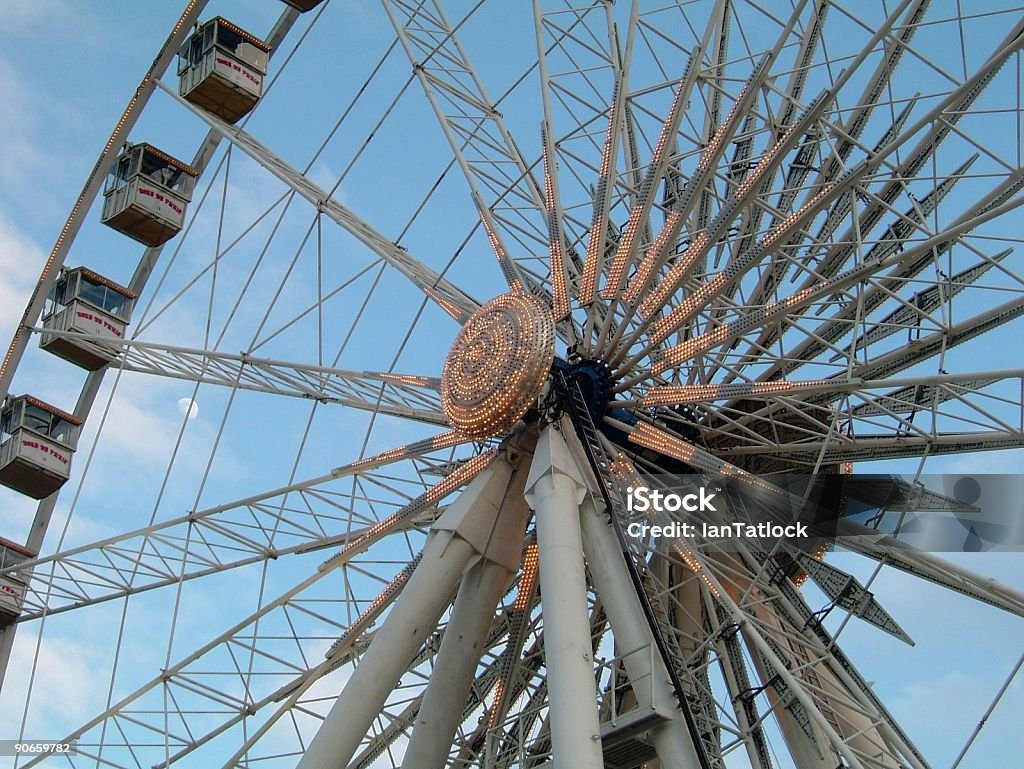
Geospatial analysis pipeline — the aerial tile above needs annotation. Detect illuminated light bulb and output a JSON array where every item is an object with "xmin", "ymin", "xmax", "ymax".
[
  {"xmin": 440, "ymin": 292, "xmax": 555, "ymax": 438},
  {"xmin": 348, "ymin": 431, "xmax": 467, "ymax": 470},
  {"xmin": 514, "ymin": 542, "xmax": 540, "ymax": 612},
  {"xmin": 424, "ymin": 287, "xmax": 464, "ymax": 322},
  {"xmin": 639, "ymin": 231, "xmax": 712, "ymax": 319},
  {"xmin": 376, "ymin": 373, "xmax": 441, "ymax": 389},
  {"xmin": 645, "ymin": 378, "xmax": 837, "ymax": 406},
  {"xmin": 488, "ymin": 677, "xmax": 508, "ymax": 728},
  {"xmin": 647, "ymin": 272, "xmax": 727, "ymax": 347}
]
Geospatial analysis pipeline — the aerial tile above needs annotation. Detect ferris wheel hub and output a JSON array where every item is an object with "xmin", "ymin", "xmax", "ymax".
[{"xmin": 440, "ymin": 291, "xmax": 556, "ymax": 437}]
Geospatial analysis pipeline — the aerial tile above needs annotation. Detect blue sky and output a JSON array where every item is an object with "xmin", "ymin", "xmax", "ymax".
[{"xmin": 0, "ymin": 2, "xmax": 1022, "ymax": 768}]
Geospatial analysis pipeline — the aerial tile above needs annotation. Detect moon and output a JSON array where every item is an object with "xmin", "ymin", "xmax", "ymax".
[{"xmin": 176, "ymin": 397, "xmax": 199, "ymax": 420}]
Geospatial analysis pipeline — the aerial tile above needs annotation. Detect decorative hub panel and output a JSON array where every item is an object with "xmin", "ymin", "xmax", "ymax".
[{"xmin": 441, "ymin": 291, "xmax": 556, "ymax": 437}]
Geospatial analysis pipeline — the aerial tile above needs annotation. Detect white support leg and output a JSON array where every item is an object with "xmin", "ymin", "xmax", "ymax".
[
  {"xmin": 297, "ymin": 454, "xmax": 520, "ymax": 769},
  {"xmin": 524, "ymin": 420, "xmax": 604, "ymax": 769},
  {"xmin": 743, "ymin": 634, "xmax": 839, "ymax": 769},
  {"xmin": 401, "ymin": 449, "xmax": 534, "ymax": 768},
  {"xmin": 578, "ymin": 495, "xmax": 706, "ymax": 768},
  {"xmin": 296, "ymin": 531, "xmax": 474, "ymax": 769},
  {"xmin": 400, "ymin": 557, "xmax": 513, "ymax": 768}
]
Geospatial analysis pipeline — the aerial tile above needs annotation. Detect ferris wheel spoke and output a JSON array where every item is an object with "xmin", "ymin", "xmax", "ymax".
[
  {"xmin": 383, "ymin": 0, "xmax": 590, "ymax": 297},
  {"xmin": 707, "ymin": 380, "xmax": 1018, "ymax": 449},
  {"xmin": 752, "ymin": 250, "xmax": 1024, "ymax": 387},
  {"xmin": 612, "ymin": 419, "xmax": 799, "ymax": 507},
  {"xmin": 640, "ymin": 369, "xmax": 1024, "ymax": 407},
  {"xmin": 619, "ymin": 62, "xmax": 829, "ymax": 346},
  {"xmin": 839, "ymin": 532, "xmax": 1024, "ymax": 618},
  {"xmin": 6, "ymin": 434, "xmax": 474, "ymax": 620},
  {"xmin": 531, "ymin": 0, "xmax": 629, "ymax": 275},
  {"xmin": 622, "ymin": 0, "xmax": 900, "ymax": 331},
  {"xmin": 717, "ymin": 155, "xmax": 983, "ymax": 383},
  {"xmin": 716, "ymin": 431, "xmax": 1024, "ymax": 464},
  {"xmin": 20, "ymin": 553, "xmax": 418, "ymax": 769},
  {"xmin": 534, "ymin": 3, "xmax": 646, "ymax": 320},
  {"xmin": 615, "ymin": 183, "xmax": 1024, "ymax": 392},
  {"xmin": 36, "ymin": 333, "xmax": 449, "ymax": 424},
  {"xmin": 654, "ymin": 244, "xmax": 1013, "ymax": 382},
  {"xmin": 541, "ymin": 123, "xmax": 572, "ymax": 320},
  {"xmin": 735, "ymin": 0, "xmax": 929, "ymax": 313},
  {"xmin": 846, "ymin": 377, "xmax": 1020, "ymax": 429},
  {"xmin": 154, "ymin": 78, "xmax": 480, "ymax": 323},
  {"xmin": 578, "ymin": 4, "xmax": 630, "ymax": 311},
  {"xmin": 601, "ymin": 53, "xmax": 701, "ymax": 303},
  {"xmin": 612, "ymin": 14, "xmax": 1024, "ymax": 377},
  {"xmin": 478, "ymin": 536, "xmax": 540, "ymax": 726},
  {"xmin": 20, "ymin": 453, "xmax": 497, "ymax": 769},
  {"xmin": 641, "ymin": 371, "xmax": 1024, "ymax": 457}
]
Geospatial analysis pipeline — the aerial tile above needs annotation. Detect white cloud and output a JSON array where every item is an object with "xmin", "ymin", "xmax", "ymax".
[
  {"xmin": 0, "ymin": 628, "xmax": 111, "ymax": 740},
  {"xmin": 0, "ymin": 55, "xmax": 68, "ymax": 217},
  {"xmin": 3, "ymin": 1, "xmax": 79, "ymax": 35},
  {"xmin": 0, "ymin": 213, "xmax": 45, "ymax": 344}
]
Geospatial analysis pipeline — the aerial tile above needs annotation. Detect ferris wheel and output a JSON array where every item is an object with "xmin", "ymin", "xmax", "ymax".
[{"xmin": 1, "ymin": 0, "xmax": 1024, "ymax": 767}]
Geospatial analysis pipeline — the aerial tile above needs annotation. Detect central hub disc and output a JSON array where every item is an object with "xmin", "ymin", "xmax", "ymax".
[{"xmin": 441, "ymin": 291, "xmax": 556, "ymax": 437}]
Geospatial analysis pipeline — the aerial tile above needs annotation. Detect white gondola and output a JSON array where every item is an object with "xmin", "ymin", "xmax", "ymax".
[
  {"xmin": 40, "ymin": 267, "xmax": 137, "ymax": 370},
  {"xmin": 177, "ymin": 18, "xmax": 271, "ymax": 124},
  {"xmin": 0, "ymin": 539, "xmax": 35, "ymax": 628},
  {"xmin": 281, "ymin": 0, "xmax": 326, "ymax": 11},
  {"xmin": 0, "ymin": 396, "xmax": 81, "ymax": 500},
  {"xmin": 101, "ymin": 143, "xmax": 197, "ymax": 246}
]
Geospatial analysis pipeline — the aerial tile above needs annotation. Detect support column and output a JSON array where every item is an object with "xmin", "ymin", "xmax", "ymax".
[
  {"xmin": 297, "ymin": 452, "xmax": 519, "ymax": 769},
  {"xmin": 401, "ymin": 442, "xmax": 534, "ymax": 768},
  {"xmin": 712, "ymin": 552, "xmax": 838, "ymax": 768},
  {"xmin": 523, "ymin": 419, "xmax": 604, "ymax": 769},
  {"xmin": 297, "ymin": 531, "xmax": 474, "ymax": 769},
  {"xmin": 400, "ymin": 558, "xmax": 512, "ymax": 768},
  {"xmin": 578, "ymin": 495, "xmax": 705, "ymax": 768}
]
